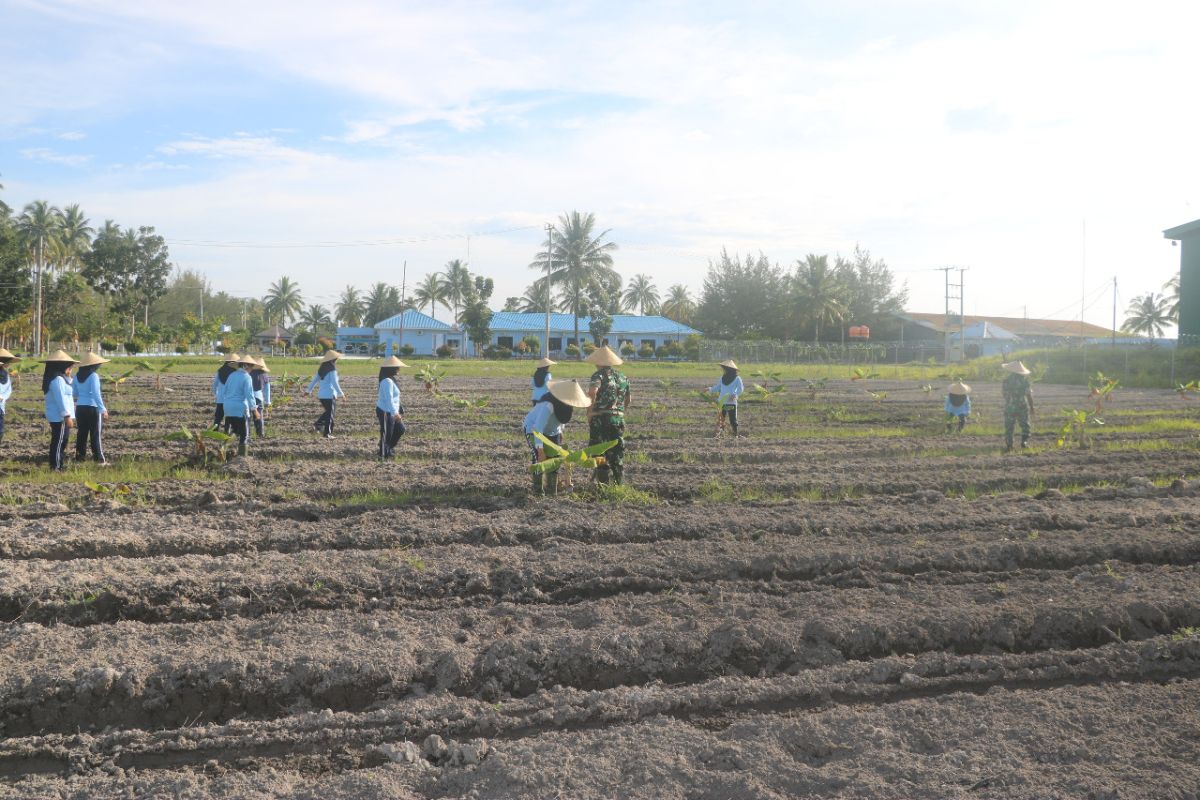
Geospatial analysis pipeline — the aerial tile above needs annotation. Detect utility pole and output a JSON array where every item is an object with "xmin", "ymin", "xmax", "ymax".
[
  {"xmin": 397, "ymin": 260, "xmax": 407, "ymax": 355},
  {"xmin": 1111, "ymin": 276, "xmax": 1117, "ymax": 348},
  {"xmin": 938, "ymin": 267, "xmax": 966, "ymax": 364},
  {"xmin": 544, "ymin": 224, "xmax": 553, "ymax": 357},
  {"xmin": 33, "ymin": 236, "xmax": 44, "ymax": 356}
]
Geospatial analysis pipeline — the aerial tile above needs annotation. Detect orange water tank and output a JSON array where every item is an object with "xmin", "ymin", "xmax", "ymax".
[{"xmin": 849, "ymin": 325, "xmax": 870, "ymax": 339}]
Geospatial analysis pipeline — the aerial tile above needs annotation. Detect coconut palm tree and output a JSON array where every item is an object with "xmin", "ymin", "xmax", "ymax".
[
  {"xmin": 791, "ymin": 254, "xmax": 847, "ymax": 343},
  {"xmin": 56, "ymin": 204, "xmax": 93, "ymax": 272},
  {"xmin": 1164, "ymin": 274, "xmax": 1181, "ymax": 322},
  {"xmin": 299, "ymin": 304, "xmax": 333, "ymax": 335},
  {"xmin": 622, "ymin": 274, "xmax": 659, "ymax": 316},
  {"xmin": 1122, "ymin": 292, "xmax": 1172, "ymax": 339},
  {"xmin": 442, "ymin": 260, "xmax": 473, "ymax": 322},
  {"xmin": 17, "ymin": 200, "xmax": 63, "ymax": 354},
  {"xmin": 517, "ymin": 278, "xmax": 555, "ymax": 313},
  {"xmin": 413, "ymin": 272, "xmax": 448, "ymax": 318},
  {"xmin": 363, "ymin": 282, "xmax": 403, "ymax": 326},
  {"xmin": 264, "ymin": 276, "xmax": 303, "ymax": 325},
  {"xmin": 529, "ymin": 211, "xmax": 618, "ymax": 357},
  {"xmin": 660, "ymin": 284, "xmax": 695, "ymax": 325},
  {"xmin": 335, "ymin": 285, "xmax": 365, "ymax": 327}
]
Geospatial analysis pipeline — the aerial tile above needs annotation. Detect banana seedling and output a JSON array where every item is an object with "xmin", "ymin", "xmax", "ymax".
[
  {"xmin": 851, "ymin": 367, "xmax": 880, "ymax": 381},
  {"xmin": 866, "ymin": 389, "xmax": 887, "ymax": 403},
  {"xmin": 414, "ymin": 365, "xmax": 447, "ymax": 395},
  {"xmin": 448, "ymin": 394, "xmax": 489, "ymax": 410},
  {"xmin": 165, "ymin": 426, "xmax": 238, "ymax": 464},
  {"xmin": 1057, "ymin": 409, "xmax": 1104, "ymax": 449},
  {"xmin": 751, "ymin": 369, "xmax": 783, "ymax": 384},
  {"xmin": 1087, "ymin": 371, "xmax": 1119, "ymax": 414},
  {"xmin": 6, "ymin": 361, "xmax": 38, "ymax": 387},
  {"xmin": 1176, "ymin": 380, "xmax": 1200, "ymax": 399},
  {"xmin": 101, "ymin": 368, "xmax": 138, "ymax": 394},
  {"xmin": 802, "ymin": 377, "xmax": 827, "ymax": 400},
  {"xmin": 84, "ymin": 481, "xmax": 132, "ymax": 497},
  {"xmin": 920, "ymin": 384, "xmax": 934, "ymax": 396},
  {"xmin": 137, "ymin": 360, "xmax": 178, "ymax": 391},
  {"xmin": 271, "ymin": 373, "xmax": 308, "ymax": 407},
  {"xmin": 529, "ymin": 431, "xmax": 617, "ymax": 484},
  {"xmin": 750, "ymin": 382, "xmax": 785, "ymax": 402},
  {"xmin": 693, "ymin": 389, "xmax": 721, "ymax": 407}
]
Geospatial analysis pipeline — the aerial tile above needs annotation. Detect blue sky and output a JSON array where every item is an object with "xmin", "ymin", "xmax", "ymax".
[{"xmin": 2, "ymin": 0, "xmax": 1198, "ymax": 326}]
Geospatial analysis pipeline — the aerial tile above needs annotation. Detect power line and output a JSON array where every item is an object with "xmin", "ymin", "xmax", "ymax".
[{"xmin": 165, "ymin": 224, "xmax": 541, "ymax": 249}]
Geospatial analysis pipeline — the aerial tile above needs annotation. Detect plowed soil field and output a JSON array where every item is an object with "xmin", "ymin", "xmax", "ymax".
[{"xmin": 0, "ymin": 371, "xmax": 1198, "ymax": 799}]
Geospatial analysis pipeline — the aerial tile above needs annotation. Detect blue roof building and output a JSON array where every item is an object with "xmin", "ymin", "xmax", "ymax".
[
  {"xmin": 486, "ymin": 312, "xmax": 700, "ymax": 356},
  {"xmin": 335, "ymin": 310, "xmax": 462, "ymax": 355}
]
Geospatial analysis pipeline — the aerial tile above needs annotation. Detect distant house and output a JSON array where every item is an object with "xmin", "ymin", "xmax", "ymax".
[
  {"xmin": 895, "ymin": 312, "xmax": 1112, "ymax": 348},
  {"xmin": 484, "ymin": 312, "xmax": 700, "ymax": 355},
  {"xmin": 252, "ymin": 324, "xmax": 295, "ymax": 351},
  {"xmin": 335, "ymin": 310, "xmax": 461, "ymax": 356},
  {"xmin": 947, "ymin": 321, "xmax": 1020, "ymax": 358}
]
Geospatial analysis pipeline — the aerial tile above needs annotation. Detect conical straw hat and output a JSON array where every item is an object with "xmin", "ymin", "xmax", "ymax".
[
  {"xmin": 238, "ymin": 354, "xmax": 259, "ymax": 366},
  {"xmin": 947, "ymin": 381, "xmax": 971, "ymax": 394},
  {"xmin": 1002, "ymin": 361, "xmax": 1031, "ymax": 376},
  {"xmin": 223, "ymin": 352, "xmax": 243, "ymax": 363},
  {"xmin": 719, "ymin": 359, "xmax": 738, "ymax": 370},
  {"xmin": 547, "ymin": 379, "xmax": 593, "ymax": 408},
  {"xmin": 379, "ymin": 356, "xmax": 408, "ymax": 368},
  {"xmin": 41, "ymin": 349, "xmax": 79, "ymax": 363},
  {"xmin": 320, "ymin": 349, "xmax": 343, "ymax": 363},
  {"xmin": 0, "ymin": 348, "xmax": 21, "ymax": 362},
  {"xmin": 535, "ymin": 357, "xmax": 556, "ymax": 368},
  {"xmin": 77, "ymin": 352, "xmax": 110, "ymax": 367},
  {"xmin": 584, "ymin": 345, "xmax": 623, "ymax": 367},
  {"xmin": 253, "ymin": 357, "xmax": 270, "ymax": 373}
]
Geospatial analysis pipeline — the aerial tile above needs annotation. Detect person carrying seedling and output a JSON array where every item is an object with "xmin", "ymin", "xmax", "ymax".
[
  {"xmin": 530, "ymin": 356, "xmax": 555, "ymax": 405},
  {"xmin": 211, "ymin": 353, "xmax": 240, "ymax": 431},
  {"xmin": 524, "ymin": 379, "xmax": 591, "ymax": 496},
  {"xmin": 250, "ymin": 357, "xmax": 271, "ymax": 439},
  {"xmin": 709, "ymin": 359, "xmax": 744, "ymax": 439},
  {"xmin": 73, "ymin": 351, "xmax": 111, "ymax": 465},
  {"xmin": 305, "ymin": 350, "xmax": 346, "ymax": 438},
  {"xmin": 41, "ymin": 350, "xmax": 78, "ymax": 471},
  {"xmin": 586, "ymin": 345, "xmax": 631, "ymax": 485},
  {"xmin": 1001, "ymin": 361, "xmax": 1035, "ymax": 451},
  {"xmin": 222, "ymin": 356, "xmax": 259, "ymax": 457},
  {"xmin": 944, "ymin": 380, "xmax": 971, "ymax": 434},
  {"xmin": 0, "ymin": 348, "xmax": 21, "ymax": 448},
  {"xmin": 376, "ymin": 355, "xmax": 409, "ymax": 460}
]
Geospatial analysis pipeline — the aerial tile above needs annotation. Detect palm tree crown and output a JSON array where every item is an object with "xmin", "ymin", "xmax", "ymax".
[
  {"xmin": 623, "ymin": 274, "xmax": 659, "ymax": 316},
  {"xmin": 529, "ymin": 211, "xmax": 618, "ymax": 355},
  {"xmin": 335, "ymin": 285, "xmax": 365, "ymax": 327},
  {"xmin": 413, "ymin": 272, "xmax": 448, "ymax": 319},
  {"xmin": 442, "ymin": 260, "xmax": 472, "ymax": 323},
  {"xmin": 1122, "ymin": 292, "xmax": 1172, "ymax": 339},
  {"xmin": 299, "ymin": 304, "xmax": 333, "ymax": 334},
  {"xmin": 55, "ymin": 204, "xmax": 93, "ymax": 272},
  {"xmin": 264, "ymin": 276, "xmax": 304, "ymax": 325},
  {"xmin": 660, "ymin": 284, "xmax": 695, "ymax": 324},
  {"xmin": 1164, "ymin": 274, "xmax": 1181, "ymax": 323},
  {"xmin": 792, "ymin": 254, "xmax": 847, "ymax": 342}
]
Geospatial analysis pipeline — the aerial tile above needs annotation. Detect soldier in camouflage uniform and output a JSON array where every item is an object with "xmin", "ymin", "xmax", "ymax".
[
  {"xmin": 585, "ymin": 345, "xmax": 631, "ymax": 485},
  {"xmin": 1001, "ymin": 361, "xmax": 1035, "ymax": 451}
]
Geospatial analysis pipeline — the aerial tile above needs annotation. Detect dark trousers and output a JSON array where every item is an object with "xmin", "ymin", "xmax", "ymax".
[
  {"xmin": 589, "ymin": 415, "xmax": 625, "ymax": 484},
  {"xmin": 526, "ymin": 431, "xmax": 563, "ymax": 494},
  {"xmin": 315, "ymin": 399, "xmax": 336, "ymax": 436},
  {"xmin": 75, "ymin": 405, "xmax": 105, "ymax": 462},
  {"xmin": 212, "ymin": 402, "xmax": 224, "ymax": 429},
  {"xmin": 225, "ymin": 416, "xmax": 249, "ymax": 452},
  {"xmin": 720, "ymin": 404, "xmax": 739, "ymax": 433},
  {"xmin": 377, "ymin": 408, "xmax": 406, "ymax": 458},
  {"xmin": 0, "ymin": 409, "xmax": 5, "ymax": 445},
  {"xmin": 49, "ymin": 420, "xmax": 70, "ymax": 470},
  {"xmin": 253, "ymin": 400, "xmax": 266, "ymax": 437}
]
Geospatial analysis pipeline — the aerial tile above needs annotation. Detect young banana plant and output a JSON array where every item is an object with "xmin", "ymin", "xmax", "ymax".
[
  {"xmin": 529, "ymin": 431, "xmax": 618, "ymax": 481},
  {"xmin": 137, "ymin": 360, "xmax": 178, "ymax": 391},
  {"xmin": 165, "ymin": 426, "xmax": 237, "ymax": 464},
  {"xmin": 102, "ymin": 368, "xmax": 138, "ymax": 394}
]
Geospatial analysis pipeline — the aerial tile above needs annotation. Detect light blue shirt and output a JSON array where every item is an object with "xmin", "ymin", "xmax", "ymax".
[
  {"xmin": 531, "ymin": 373, "xmax": 551, "ymax": 402},
  {"xmin": 945, "ymin": 395, "xmax": 971, "ymax": 416},
  {"xmin": 0, "ymin": 372, "xmax": 10, "ymax": 413},
  {"xmin": 377, "ymin": 378, "xmax": 401, "ymax": 414},
  {"xmin": 212, "ymin": 371, "xmax": 227, "ymax": 403},
  {"xmin": 252, "ymin": 373, "xmax": 271, "ymax": 406},
  {"xmin": 710, "ymin": 376, "xmax": 744, "ymax": 406},
  {"xmin": 73, "ymin": 371, "xmax": 107, "ymax": 413},
  {"xmin": 307, "ymin": 369, "xmax": 345, "ymax": 400},
  {"xmin": 523, "ymin": 400, "xmax": 563, "ymax": 438},
  {"xmin": 44, "ymin": 375, "xmax": 75, "ymax": 423},
  {"xmin": 222, "ymin": 370, "xmax": 256, "ymax": 418}
]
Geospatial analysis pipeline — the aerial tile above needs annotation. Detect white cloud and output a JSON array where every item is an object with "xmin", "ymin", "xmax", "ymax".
[
  {"xmin": 58, "ymin": 131, "xmax": 87, "ymax": 140},
  {"xmin": 19, "ymin": 147, "xmax": 90, "ymax": 167}
]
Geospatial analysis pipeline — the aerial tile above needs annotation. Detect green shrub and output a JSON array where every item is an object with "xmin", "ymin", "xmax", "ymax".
[
  {"xmin": 521, "ymin": 335, "xmax": 543, "ymax": 353},
  {"xmin": 100, "ymin": 341, "xmax": 119, "ymax": 354},
  {"xmin": 123, "ymin": 340, "xmax": 144, "ymax": 355},
  {"xmin": 566, "ymin": 344, "xmax": 581, "ymax": 357},
  {"xmin": 583, "ymin": 342, "xmax": 597, "ymax": 355},
  {"xmin": 436, "ymin": 344, "xmax": 455, "ymax": 358},
  {"xmin": 639, "ymin": 344, "xmax": 655, "ymax": 358},
  {"xmin": 398, "ymin": 344, "xmax": 415, "ymax": 357},
  {"xmin": 620, "ymin": 341, "xmax": 636, "ymax": 356},
  {"xmin": 483, "ymin": 345, "xmax": 513, "ymax": 359}
]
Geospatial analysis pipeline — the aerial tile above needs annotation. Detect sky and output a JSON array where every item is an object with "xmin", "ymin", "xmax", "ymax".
[{"xmin": 2, "ymin": 0, "xmax": 1198, "ymax": 330}]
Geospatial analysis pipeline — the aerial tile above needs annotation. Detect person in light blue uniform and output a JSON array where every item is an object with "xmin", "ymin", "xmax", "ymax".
[
  {"xmin": 375, "ymin": 355, "xmax": 408, "ymax": 459},
  {"xmin": 73, "ymin": 351, "xmax": 111, "ymax": 464},
  {"xmin": 41, "ymin": 350, "xmax": 79, "ymax": 471},
  {"xmin": 530, "ymin": 356, "xmax": 555, "ymax": 405},
  {"xmin": 944, "ymin": 381, "xmax": 972, "ymax": 434},
  {"xmin": 523, "ymin": 379, "xmax": 592, "ymax": 496},
  {"xmin": 222, "ymin": 356, "xmax": 259, "ymax": 456},
  {"xmin": 306, "ymin": 350, "xmax": 347, "ymax": 438},
  {"xmin": 211, "ymin": 353, "xmax": 240, "ymax": 431},
  {"xmin": 709, "ymin": 360, "xmax": 744, "ymax": 439},
  {"xmin": 250, "ymin": 357, "xmax": 272, "ymax": 439},
  {"xmin": 0, "ymin": 348, "xmax": 20, "ymax": 447}
]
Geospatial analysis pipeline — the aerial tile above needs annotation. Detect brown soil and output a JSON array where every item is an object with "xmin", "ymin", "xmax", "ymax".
[{"xmin": 0, "ymin": 374, "xmax": 1197, "ymax": 798}]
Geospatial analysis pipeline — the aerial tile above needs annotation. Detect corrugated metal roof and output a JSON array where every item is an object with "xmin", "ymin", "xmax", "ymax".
[
  {"xmin": 337, "ymin": 327, "xmax": 375, "ymax": 336},
  {"xmin": 1164, "ymin": 218, "xmax": 1200, "ymax": 240},
  {"xmin": 901, "ymin": 312, "xmax": 1111, "ymax": 338},
  {"xmin": 488, "ymin": 312, "xmax": 699, "ymax": 336},
  {"xmin": 373, "ymin": 310, "xmax": 453, "ymax": 330}
]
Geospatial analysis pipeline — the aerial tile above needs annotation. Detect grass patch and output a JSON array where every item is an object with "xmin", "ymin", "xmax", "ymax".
[
  {"xmin": 569, "ymin": 483, "xmax": 660, "ymax": 505},
  {"xmin": 0, "ymin": 458, "xmax": 219, "ymax": 487},
  {"xmin": 695, "ymin": 478, "xmax": 784, "ymax": 502}
]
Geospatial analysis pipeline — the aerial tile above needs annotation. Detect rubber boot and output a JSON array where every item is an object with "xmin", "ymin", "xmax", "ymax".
[
  {"xmin": 237, "ymin": 443, "xmax": 248, "ymax": 457},
  {"xmin": 1020, "ymin": 437, "xmax": 1029, "ymax": 449},
  {"xmin": 595, "ymin": 465, "xmax": 611, "ymax": 484},
  {"xmin": 531, "ymin": 472, "xmax": 544, "ymax": 496},
  {"xmin": 545, "ymin": 470, "xmax": 558, "ymax": 497},
  {"xmin": 611, "ymin": 465, "xmax": 623, "ymax": 486}
]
